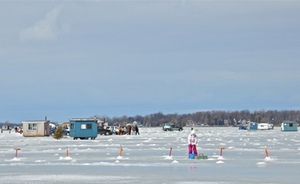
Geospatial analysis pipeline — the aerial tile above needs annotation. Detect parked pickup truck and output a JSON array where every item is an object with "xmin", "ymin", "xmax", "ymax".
[{"xmin": 98, "ymin": 127, "xmax": 113, "ymax": 135}]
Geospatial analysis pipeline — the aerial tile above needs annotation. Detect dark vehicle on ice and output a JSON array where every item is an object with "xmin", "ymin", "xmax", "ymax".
[
  {"xmin": 163, "ymin": 124, "xmax": 183, "ymax": 131},
  {"xmin": 98, "ymin": 126, "xmax": 113, "ymax": 135}
]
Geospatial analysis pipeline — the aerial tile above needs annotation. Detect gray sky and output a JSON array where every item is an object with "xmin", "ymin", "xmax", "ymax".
[{"xmin": 1, "ymin": 1, "xmax": 299, "ymax": 123}]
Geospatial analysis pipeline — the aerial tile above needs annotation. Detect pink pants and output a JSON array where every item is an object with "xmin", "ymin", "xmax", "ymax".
[{"xmin": 188, "ymin": 144, "xmax": 198, "ymax": 156}]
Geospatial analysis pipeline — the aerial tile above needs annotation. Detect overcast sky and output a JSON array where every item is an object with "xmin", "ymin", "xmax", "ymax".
[{"xmin": 1, "ymin": 1, "xmax": 299, "ymax": 123}]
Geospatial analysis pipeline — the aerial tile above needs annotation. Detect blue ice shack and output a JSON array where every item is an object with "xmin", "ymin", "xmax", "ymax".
[
  {"xmin": 281, "ymin": 121, "xmax": 298, "ymax": 131},
  {"xmin": 69, "ymin": 118, "xmax": 98, "ymax": 140},
  {"xmin": 247, "ymin": 122, "xmax": 258, "ymax": 130},
  {"xmin": 239, "ymin": 125, "xmax": 247, "ymax": 130}
]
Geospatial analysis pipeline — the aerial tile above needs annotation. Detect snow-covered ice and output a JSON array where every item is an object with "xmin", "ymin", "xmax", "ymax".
[{"xmin": 1, "ymin": 127, "xmax": 300, "ymax": 183}]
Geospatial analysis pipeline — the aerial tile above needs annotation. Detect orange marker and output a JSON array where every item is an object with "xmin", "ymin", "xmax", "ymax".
[
  {"xmin": 220, "ymin": 147, "xmax": 225, "ymax": 156},
  {"xmin": 119, "ymin": 146, "xmax": 123, "ymax": 157},
  {"xmin": 15, "ymin": 148, "xmax": 20, "ymax": 157},
  {"xmin": 66, "ymin": 147, "xmax": 69, "ymax": 157},
  {"xmin": 264, "ymin": 147, "xmax": 269, "ymax": 157},
  {"xmin": 169, "ymin": 147, "xmax": 173, "ymax": 157}
]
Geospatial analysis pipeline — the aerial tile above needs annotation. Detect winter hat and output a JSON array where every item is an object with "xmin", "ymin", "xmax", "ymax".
[{"xmin": 191, "ymin": 130, "xmax": 195, "ymax": 134}]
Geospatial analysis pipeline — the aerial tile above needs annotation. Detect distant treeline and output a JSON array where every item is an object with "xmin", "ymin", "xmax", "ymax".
[
  {"xmin": 1, "ymin": 110, "xmax": 299, "ymax": 127},
  {"xmin": 102, "ymin": 110, "xmax": 300, "ymax": 127}
]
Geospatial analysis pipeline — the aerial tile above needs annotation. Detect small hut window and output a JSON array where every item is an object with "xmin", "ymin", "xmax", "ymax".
[
  {"xmin": 289, "ymin": 123, "xmax": 293, "ymax": 127},
  {"xmin": 28, "ymin": 123, "xmax": 37, "ymax": 130},
  {"xmin": 81, "ymin": 124, "xmax": 87, "ymax": 129},
  {"xmin": 87, "ymin": 124, "xmax": 92, "ymax": 129}
]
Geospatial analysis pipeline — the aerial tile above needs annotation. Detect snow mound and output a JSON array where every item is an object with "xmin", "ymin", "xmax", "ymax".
[
  {"xmin": 217, "ymin": 156, "xmax": 225, "ymax": 160},
  {"xmin": 257, "ymin": 162, "xmax": 266, "ymax": 165},
  {"xmin": 172, "ymin": 160, "xmax": 179, "ymax": 164},
  {"xmin": 164, "ymin": 156, "xmax": 173, "ymax": 160},
  {"xmin": 59, "ymin": 156, "xmax": 72, "ymax": 160}
]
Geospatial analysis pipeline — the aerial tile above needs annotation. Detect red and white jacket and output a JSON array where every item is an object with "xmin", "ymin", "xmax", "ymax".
[{"xmin": 188, "ymin": 133, "xmax": 197, "ymax": 145}]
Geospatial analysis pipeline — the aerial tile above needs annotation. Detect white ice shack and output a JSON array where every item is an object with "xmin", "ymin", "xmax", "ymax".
[
  {"xmin": 22, "ymin": 120, "xmax": 50, "ymax": 137},
  {"xmin": 257, "ymin": 123, "xmax": 273, "ymax": 130}
]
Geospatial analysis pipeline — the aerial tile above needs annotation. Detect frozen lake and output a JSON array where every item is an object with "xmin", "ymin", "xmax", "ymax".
[{"xmin": 1, "ymin": 127, "xmax": 300, "ymax": 183}]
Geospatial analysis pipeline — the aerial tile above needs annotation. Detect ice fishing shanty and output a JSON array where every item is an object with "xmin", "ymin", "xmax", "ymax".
[
  {"xmin": 69, "ymin": 118, "xmax": 98, "ymax": 140},
  {"xmin": 257, "ymin": 123, "xmax": 273, "ymax": 130},
  {"xmin": 247, "ymin": 122, "xmax": 258, "ymax": 130},
  {"xmin": 22, "ymin": 119, "xmax": 50, "ymax": 137},
  {"xmin": 281, "ymin": 121, "xmax": 298, "ymax": 131}
]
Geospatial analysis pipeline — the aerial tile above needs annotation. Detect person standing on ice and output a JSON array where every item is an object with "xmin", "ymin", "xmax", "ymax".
[
  {"xmin": 136, "ymin": 125, "xmax": 139, "ymax": 135},
  {"xmin": 187, "ymin": 130, "xmax": 198, "ymax": 157}
]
